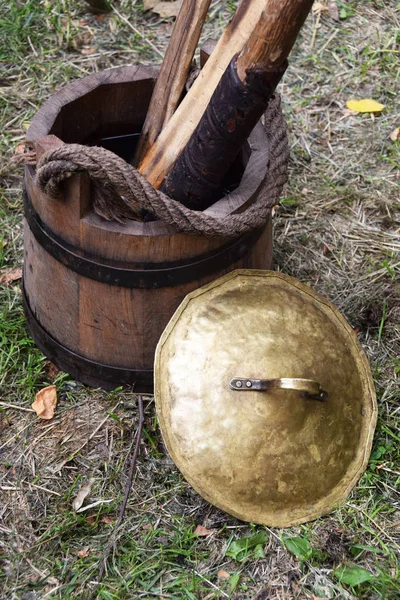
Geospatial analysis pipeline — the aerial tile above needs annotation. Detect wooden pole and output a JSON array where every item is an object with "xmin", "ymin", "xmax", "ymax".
[
  {"xmin": 137, "ymin": 0, "xmax": 272, "ymax": 188},
  {"xmin": 162, "ymin": 0, "xmax": 314, "ymax": 210},
  {"xmin": 134, "ymin": 0, "xmax": 212, "ymax": 166},
  {"xmin": 236, "ymin": 0, "xmax": 314, "ymax": 80}
]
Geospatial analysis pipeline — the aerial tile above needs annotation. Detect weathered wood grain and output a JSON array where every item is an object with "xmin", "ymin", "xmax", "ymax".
[
  {"xmin": 237, "ymin": 0, "xmax": 314, "ymax": 81},
  {"xmin": 134, "ymin": 0, "xmax": 212, "ymax": 165}
]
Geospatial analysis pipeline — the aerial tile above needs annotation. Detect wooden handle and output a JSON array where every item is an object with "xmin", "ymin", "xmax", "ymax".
[
  {"xmin": 138, "ymin": 0, "xmax": 272, "ymax": 188},
  {"xmin": 134, "ymin": 0, "xmax": 212, "ymax": 166},
  {"xmin": 237, "ymin": 0, "xmax": 314, "ymax": 81}
]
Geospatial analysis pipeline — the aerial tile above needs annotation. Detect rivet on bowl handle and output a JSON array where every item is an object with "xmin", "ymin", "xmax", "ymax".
[{"xmin": 229, "ymin": 378, "xmax": 328, "ymax": 401}]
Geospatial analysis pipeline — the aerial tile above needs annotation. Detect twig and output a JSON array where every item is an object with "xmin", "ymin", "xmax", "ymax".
[
  {"xmin": 0, "ymin": 402, "xmax": 35, "ymax": 412},
  {"xmin": 76, "ymin": 499, "xmax": 114, "ymax": 512},
  {"xmin": 310, "ymin": 10, "xmax": 321, "ymax": 51},
  {"xmin": 30, "ymin": 483, "xmax": 62, "ymax": 497},
  {"xmin": 194, "ymin": 570, "xmax": 229, "ymax": 598},
  {"xmin": 95, "ymin": 395, "xmax": 144, "ymax": 590},
  {"xmin": 317, "ymin": 28, "xmax": 339, "ymax": 55}
]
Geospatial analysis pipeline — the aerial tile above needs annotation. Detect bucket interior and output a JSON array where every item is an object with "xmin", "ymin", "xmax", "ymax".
[{"xmin": 47, "ymin": 78, "xmax": 246, "ymax": 199}]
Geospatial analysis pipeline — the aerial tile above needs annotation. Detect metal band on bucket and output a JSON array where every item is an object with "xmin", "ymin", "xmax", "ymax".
[{"xmin": 23, "ymin": 188, "xmax": 263, "ymax": 289}]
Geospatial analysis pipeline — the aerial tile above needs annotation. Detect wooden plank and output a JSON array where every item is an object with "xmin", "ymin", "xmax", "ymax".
[
  {"xmin": 134, "ymin": 0, "xmax": 212, "ymax": 165},
  {"xmin": 23, "ymin": 224, "xmax": 80, "ymax": 351},
  {"xmin": 138, "ymin": 0, "xmax": 271, "ymax": 188}
]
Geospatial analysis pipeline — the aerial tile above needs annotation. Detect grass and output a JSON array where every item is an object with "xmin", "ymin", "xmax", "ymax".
[{"xmin": 1, "ymin": 1, "xmax": 399, "ymax": 599}]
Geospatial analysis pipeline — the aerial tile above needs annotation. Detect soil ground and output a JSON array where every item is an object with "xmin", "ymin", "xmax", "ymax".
[{"xmin": 0, "ymin": 1, "xmax": 399, "ymax": 599}]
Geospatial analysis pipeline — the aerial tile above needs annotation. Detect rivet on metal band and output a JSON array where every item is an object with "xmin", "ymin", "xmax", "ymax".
[{"xmin": 229, "ymin": 377, "xmax": 328, "ymax": 402}]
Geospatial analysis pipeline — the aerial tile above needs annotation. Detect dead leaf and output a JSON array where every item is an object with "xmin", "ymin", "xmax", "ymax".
[
  {"xmin": 0, "ymin": 267, "xmax": 22, "ymax": 287},
  {"xmin": 389, "ymin": 127, "xmax": 399, "ymax": 141},
  {"xmin": 73, "ymin": 30, "xmax": 94, "ymax": 48},
  {"xmin": 72, "ymin": 477, "xmax": 95, "ymax": 511},
  {"xmin": 32, "ymin": 385, "xmax": 57, "ymax": 420},
  {"xmin": 86, "ymin": 514, "xmax": 96, "ymax": 526},
  {"xmin": 144, "ymin": 0, "xmax": 182, "ymax": 18},
  {"xmin": 327, "ymin": 1, "xmax": 339, "ymax": 21},
  {"xmin": 15, "ymin": 142, "xmax": 26, "ymax": 155},
  {"xmin": 44, "ymin": 360, "xmax": 60, "ymax": 379},
  {"xmin": 322, "ymin": 242, "xmax": 332, "ymax": 256},
  {"xmin": 194, "ymin": 525, "xmax": 214, "ymax": 537},
  {"xmin": 81, "ymin": 47, "xmax": 97, "ymax": 55},
  {"xmin": 76, "ymin": 546, "xmax": 90, "ymax": 558},
  {"xmin": 346, "ymin": 99, "xmax": 385, "ymax": 113},
  {"xmin": 313, "ymin": 2, "xmax": 328, "ymax": 13},
  {"xmin": 217, "ymin": 569, "xmax": 230, "ymax": 580},
  {"xmin": 101, "ymin": 515, "xmax": 115, "ymax": 524},
  {"xmin": 143, "ymin": 0, "xmax": 158, "ymax": 8},
  {"xmin": 43, "ymin": 577, "xmax": 60, "ymax": 593}
]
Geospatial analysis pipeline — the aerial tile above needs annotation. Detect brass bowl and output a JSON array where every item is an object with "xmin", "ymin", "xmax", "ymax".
[{"xmin": 155, "ymin": 270, "xmax": 377, "ymax": 527}]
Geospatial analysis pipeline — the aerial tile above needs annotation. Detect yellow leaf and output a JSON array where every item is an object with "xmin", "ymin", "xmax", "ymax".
[
  {"xmin": 346, "ymin": 99, "xmax": 385, "ymax": 113},
  {"xmin": 32, "ymin": 385, "xmax": 57, "ymax": 420}
]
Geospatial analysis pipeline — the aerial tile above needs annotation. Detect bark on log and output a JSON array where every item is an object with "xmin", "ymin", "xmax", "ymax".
[{"xmin": 161, "ymin": 58, "xmax": 286, "ymax": 210}]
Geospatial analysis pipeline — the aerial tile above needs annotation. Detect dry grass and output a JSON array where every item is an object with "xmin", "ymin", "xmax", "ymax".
[{"xmin": 0, "ymin": 1, "xmax": 399, "ymax": 599}]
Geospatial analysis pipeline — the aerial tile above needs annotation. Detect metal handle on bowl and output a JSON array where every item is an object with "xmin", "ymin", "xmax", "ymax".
[{"xmin": 229, "ymin": 377, "xmax": 328, "ymax": 401}]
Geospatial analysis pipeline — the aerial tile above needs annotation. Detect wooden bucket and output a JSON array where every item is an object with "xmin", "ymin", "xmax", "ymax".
[{"xmin": 23, "ymin": 66, "xmax": 273, "ymax": 393}]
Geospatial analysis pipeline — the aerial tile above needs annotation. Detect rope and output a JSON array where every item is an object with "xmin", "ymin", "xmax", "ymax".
[{"xmin": 35, "ymin": 95, "xmax": 289, "ymax": 238}]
